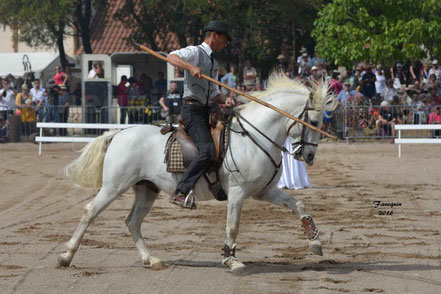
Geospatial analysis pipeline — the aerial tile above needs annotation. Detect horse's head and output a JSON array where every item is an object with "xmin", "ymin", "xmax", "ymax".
[{"xmin": 287, "ymin": 83, "xmax": 337, "ymax": 166}]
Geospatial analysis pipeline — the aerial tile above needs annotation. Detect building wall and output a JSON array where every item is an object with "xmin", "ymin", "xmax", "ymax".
[{"xmin": 0, "ymin": 26, "xmax": 75, "ymax": 55}]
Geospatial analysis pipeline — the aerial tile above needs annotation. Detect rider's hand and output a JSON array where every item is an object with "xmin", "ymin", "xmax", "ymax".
[
  {"xmin": 164, "ymin": 106, "xmax": 170, "ymax": 113},
  {"xmin": 224, "ymin": 97, "xmax": 235, "ymax": 107},
  {"xmin": 190, "ymin": 65, "xmax": 202, "ymax": 79}
]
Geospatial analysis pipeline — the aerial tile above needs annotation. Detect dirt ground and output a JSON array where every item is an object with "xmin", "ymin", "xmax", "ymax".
[{"xmin": 0, "ymin": 141, "xmax": 440, "ymax": 294}]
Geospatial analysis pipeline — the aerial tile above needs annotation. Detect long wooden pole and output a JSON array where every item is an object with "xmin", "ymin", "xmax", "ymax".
[{"xmin": 132, "ymin": 41, "xmax": 337, "ymax": 140}]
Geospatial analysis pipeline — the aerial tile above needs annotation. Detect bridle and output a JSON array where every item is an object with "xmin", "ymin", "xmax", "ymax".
[
  {"xmin": 286, "ymin": 99, "xmax": 318, "ymax": 160},
  {"xmin": 229, "ymin": 98, "xmax": 318, "ymax": 191}
]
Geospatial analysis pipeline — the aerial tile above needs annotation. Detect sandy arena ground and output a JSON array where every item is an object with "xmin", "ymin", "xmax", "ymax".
[{"xmin": 0, "ymin": 141, "xmax": 440, "ymax": 293}]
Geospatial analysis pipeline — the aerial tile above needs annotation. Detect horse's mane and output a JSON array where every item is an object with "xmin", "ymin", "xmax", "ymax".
[{"xmin": 236, "ymin": 73, "xmax": 330, "ymax": 113}]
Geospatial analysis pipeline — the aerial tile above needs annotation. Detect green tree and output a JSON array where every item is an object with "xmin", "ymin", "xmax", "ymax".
[
  {"xmin": 0, "ymin": 0, "xmax": 105, "ymax": 68},
  {"xmin": 312, "ymin": 0, "xmax": 441, "ymax": 67},
  {"xmin": 115, "ymin": 0, "xmax": 322, "ymax": 77}
]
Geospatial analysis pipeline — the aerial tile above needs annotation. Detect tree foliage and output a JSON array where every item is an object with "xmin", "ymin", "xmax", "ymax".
[
  {"xmin": 0, "ymin": 0, "xmax": 105, "ymax": 68},
  {"xmin": 312, "ymin": 0, "xmax": 441, "ymax": 67},
  {"xmin": 115, "ymin": 0, "xmax": 322, "ymax": 75}
]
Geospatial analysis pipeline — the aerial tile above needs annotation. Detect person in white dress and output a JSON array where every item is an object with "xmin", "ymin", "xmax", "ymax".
[{"xmin": 277, "ymin": 137, "xmax": 312, "ymax": 190}]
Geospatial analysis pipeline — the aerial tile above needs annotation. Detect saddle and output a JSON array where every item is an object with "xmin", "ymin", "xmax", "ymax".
[{"xmin": 163, "ymin": 110, "xmax": 229, "ymax": 201}]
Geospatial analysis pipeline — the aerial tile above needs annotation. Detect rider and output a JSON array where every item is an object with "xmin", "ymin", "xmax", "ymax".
[{"xmin": 167, "ymin": 20, "xmax": 235, "ymax": 208}]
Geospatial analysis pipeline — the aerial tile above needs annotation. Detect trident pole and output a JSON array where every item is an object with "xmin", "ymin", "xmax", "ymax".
[{"xmin": 132, "ymin": 41, "xmax": 337, "ymax": 140}]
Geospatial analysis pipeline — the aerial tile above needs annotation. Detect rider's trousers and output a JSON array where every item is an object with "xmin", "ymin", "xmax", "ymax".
[{"xmin": 176, "ymin": 104, "xmax": 216, "ymax": 194}]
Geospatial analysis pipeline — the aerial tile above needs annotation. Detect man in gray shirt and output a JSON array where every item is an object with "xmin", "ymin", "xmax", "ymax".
[{"xmin": 167, "ymin": 20, "xmax": 235, "ymax": 208}]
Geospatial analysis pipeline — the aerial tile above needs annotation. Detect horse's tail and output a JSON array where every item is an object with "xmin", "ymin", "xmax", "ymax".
[{"xmin": 65, "ymin": 130, "xmax": 121, "ymax": 190}]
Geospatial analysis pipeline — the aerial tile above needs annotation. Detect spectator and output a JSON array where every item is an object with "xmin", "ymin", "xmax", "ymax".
[
  {"xmin": 117, "ymin": 75, "xmax": 129, "ymax": 124},
  {"xmin": 429, "ymin": 87, "xmax": 441, "ymax": 106},
  {"xmin": 428, "ymin": 106, "xmax": 441, "ymax": 137},
  {"xmin": 337, "ymin": 81, "xmax": 353, "ymax": 104},
  {"xmin": 298, "ymin": 53, "xmax": 312, "ymax": 77},
  {"xmin": 159, "ymin": 81, "xmax": 182, "ymax": 126},
  {"xmin": 139, "ymin": 74, "xmax": 153, "ymax": 96},
  {"xmin": 20, "ymin": 98, "xmax": 37, "ymax": 136},
  {"xmin": 381, "ymin": 79, "xmax": 398, "ymax": 102},
  {"xmin": 390, "ymin": 95, "xmax": 403, "ymax": 124},
  {"xmin": 297, "ymin": 47, "xmax": 310, "ymax": 64},
  {"xmin": 88, "ymin": 63, "xmax": 102, "ymax": 79},
  {"xmin": 360, "ymin": 65, "xmax": 376, "ymax": 102},
  {"xmin": 375, "ymin": 65, "xmax": 386, "ymax": 104},
  {"xmin": 15, "ymin": 84, "xmax": 32, "ymax": 115},
  {"xmin": 154, "ymin": 72, "xmax": 167, "ymax": 95},
  {"xmin": 343, "ymin": 68, "xmax": 358, "ymax": 91},
  {"xmin": 57, "ymin": 85, "xmax": 70, "ymax": 135},
  {"xmin": 309, "ymin": 66, "xmax": 321, "ymax": 84},
  {"xmin": 220, "ymin": 65, "xmax": 237, "ymax": 96},
  {"xmin": 46, "ymin": 85, "xmax": 60, "ymax": 123},
  {"xmin": 5, "ymin": 74, "xmax": 19, "ymax": 94},
  {"xmin": 128, "ymin": 77, "xmax": 139, "ymax": 98},
  {"xmin": 311, "ymin": 52, "xmax": 326, "ymax": 68},
  {"xmin": 420, "ymin": 63, "xmax": 430, "ymax": 84},
  {"xmin": 428, "ymin": 60, "xmax": 441, "ymax": 81},
  {"xmin": 30, "ymin": 79, "xmax": 46, "ymax": 122},
  {"xmin": 330, "ymin": 71, "xmax": 343, "ymax": 94},
  {"xmin": 243, "ymin": 60, "xmax": 257, "ymax": 91},
  {"xmin": 0, "ymin": 79, "xmax": 16, "ymax": 121},
  {"xmin": 317, "ymin": 62, "xmax": 328, "ymax": 80},
  {"xmin": 410, "ymin": 60, "xmax": 422, "ymax": 84},
  {"xmin": 376, "ymin": 101, "xmax": 396, "ymax": 142},
  {"xmin": 411, "ymin": 93, "xmax": 425, "ymax": 124},
  {"xmin": 53, "ymin": 65, "xmax": 68, "ymax": 86},
  {"xmin": 391, "ymin": 62, "xmax": 409, "ymax": 88}
]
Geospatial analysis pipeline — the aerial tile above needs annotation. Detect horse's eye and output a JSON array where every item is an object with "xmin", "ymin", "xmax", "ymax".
[{"xmin": 311, "ymin": 120, "xmax": 318, "ymax": 127}]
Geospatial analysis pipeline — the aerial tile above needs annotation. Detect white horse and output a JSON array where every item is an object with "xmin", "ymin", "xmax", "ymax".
[{"xmin": 60, "ymin": 74, "xmax": 337, "ymax": 272}]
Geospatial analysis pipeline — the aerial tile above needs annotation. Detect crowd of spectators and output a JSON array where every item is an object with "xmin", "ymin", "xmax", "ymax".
[{"xmin": 2, "ymin": 47, "xmax": 441, "ymax": 142}]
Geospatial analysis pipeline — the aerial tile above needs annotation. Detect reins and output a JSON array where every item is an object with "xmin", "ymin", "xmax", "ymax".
[{"xmin": 228, "ymin": 99, "xmax": 317, "ymax": 192}]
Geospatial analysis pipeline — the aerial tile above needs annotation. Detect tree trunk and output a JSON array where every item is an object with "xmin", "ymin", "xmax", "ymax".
[
  {"xmin": 292, "ymin": 21, "xmax": 296, "ymax": 61},
  {"xmin": 75, "ymin": 0, "xmax": 93, "ymax": 53},
  {"xmin": 56, "ymin": 26, "xmax": 68, "ymax": 70}
]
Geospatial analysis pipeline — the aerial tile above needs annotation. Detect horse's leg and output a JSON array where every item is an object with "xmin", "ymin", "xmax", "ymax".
[
  {"xmin": 125, "ymin": 183, "xmax": 164, "ymax": 270},
  {"xmin": 222, "ymin": 188, "xmax": 246, "ymax": 272},
  {"xmin": 58, "ymin": 186, "xmax": 120, "ymax": 267},
  {"xmin": 253, "ymin": 187, "xmax": 323, "ymax": 256}
]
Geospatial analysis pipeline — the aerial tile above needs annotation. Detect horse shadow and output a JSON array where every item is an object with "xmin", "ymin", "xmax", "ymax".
[{"xmin": 166, "ymin": 259, "xmax": 441, "ymax": 277}]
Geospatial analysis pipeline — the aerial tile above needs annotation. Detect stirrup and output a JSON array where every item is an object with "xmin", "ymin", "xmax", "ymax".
[
  {"xmin": 301, "ymin": 215, "xmax": 319, "ymax": 240},
  {"xmin": 183, "ymin": 190, "xmax": 198, "ymax": 210}
]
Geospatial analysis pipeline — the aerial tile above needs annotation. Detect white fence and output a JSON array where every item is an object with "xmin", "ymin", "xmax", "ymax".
[
  {"xmin": 36, "ymin": 122, "xmax": 138, "ymax": 156},
  {"xmin": 395, "ymin": 124, "xmax": 441, "ymax": 158}
]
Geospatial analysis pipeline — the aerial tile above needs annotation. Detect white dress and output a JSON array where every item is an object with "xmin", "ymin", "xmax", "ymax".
[{"xmin": 277, "ymin": 137, "xmax": 312, "ymax": 190}]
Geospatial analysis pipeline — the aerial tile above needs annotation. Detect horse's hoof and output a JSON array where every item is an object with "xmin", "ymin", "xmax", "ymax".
[
  {"xmin": 230, "ymin": 261, "xmax": 246, "ymax": 273},
  {"xmin": 150, "ymin": 257, "xmax": 166, "ymax": 271},
  {"xmin": 222, "ymin": 257, "xmax": 246, "ymax": 273},
  {"xmin": 58, "ymin": 254, "xmax": 71, "ymax": 267},
  {"xmin": 309, "ymin": 238, "xmax": 323, "ymax": 256}
]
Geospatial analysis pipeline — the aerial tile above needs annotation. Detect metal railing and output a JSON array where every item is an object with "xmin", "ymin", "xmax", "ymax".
[
  {"xmin": 340, "ymin": 104, "xmax": 441, "ymax": 141},
  {"xmin": 1, "ymin": 102, "xmax": 440, "ymax": 143},
  {"xmin": 0, "ymin": 105, "xmax": 165, "ymax": 142}
]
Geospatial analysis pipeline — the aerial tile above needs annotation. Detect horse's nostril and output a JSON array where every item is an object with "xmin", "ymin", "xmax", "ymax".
[{"xmin": 308, "ymin": 153, "xmax": 314, "ymax": 161}]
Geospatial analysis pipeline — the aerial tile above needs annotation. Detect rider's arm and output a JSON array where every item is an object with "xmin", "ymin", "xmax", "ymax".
[{"xmin": 168, "ymin": 46, "xmax": 201, "ymax": 78}]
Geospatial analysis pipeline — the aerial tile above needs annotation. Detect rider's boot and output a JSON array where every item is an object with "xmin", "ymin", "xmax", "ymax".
[{"xmin": 169, "ymin": 190, "xmax": 197, "ymax": 209}]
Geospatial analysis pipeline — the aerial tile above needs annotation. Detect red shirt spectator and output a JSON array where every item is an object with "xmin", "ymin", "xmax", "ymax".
[
  {"xmin": 117, "ymin": 76, "xmax": 129, "ymax": 106},
  {"xmin": 53, "ymin": 66, "xmax": 67, "ymax": 85}
]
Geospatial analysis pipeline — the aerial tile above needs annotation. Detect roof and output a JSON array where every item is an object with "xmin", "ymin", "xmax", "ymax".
[
  {"xmin": 77, "ymin": 1, "xmax": 181, "ymax": 55},
  {"xmin": 0, "ymin": 53, "xmax": 60, "ymax": 77},
  {"xmin": 84, "ymin": 1, "xmax": 136, "ymax": 54}
]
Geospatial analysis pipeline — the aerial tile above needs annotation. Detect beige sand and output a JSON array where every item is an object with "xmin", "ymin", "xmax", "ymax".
[{"xmin": 0, "ymin": 142, "xmax": 440, "ymax": 294}]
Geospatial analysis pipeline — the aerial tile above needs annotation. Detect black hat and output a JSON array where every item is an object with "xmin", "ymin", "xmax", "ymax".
[{"xmin": 203, "ymin": 20, "xmax": 231, "ymax": 41}]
